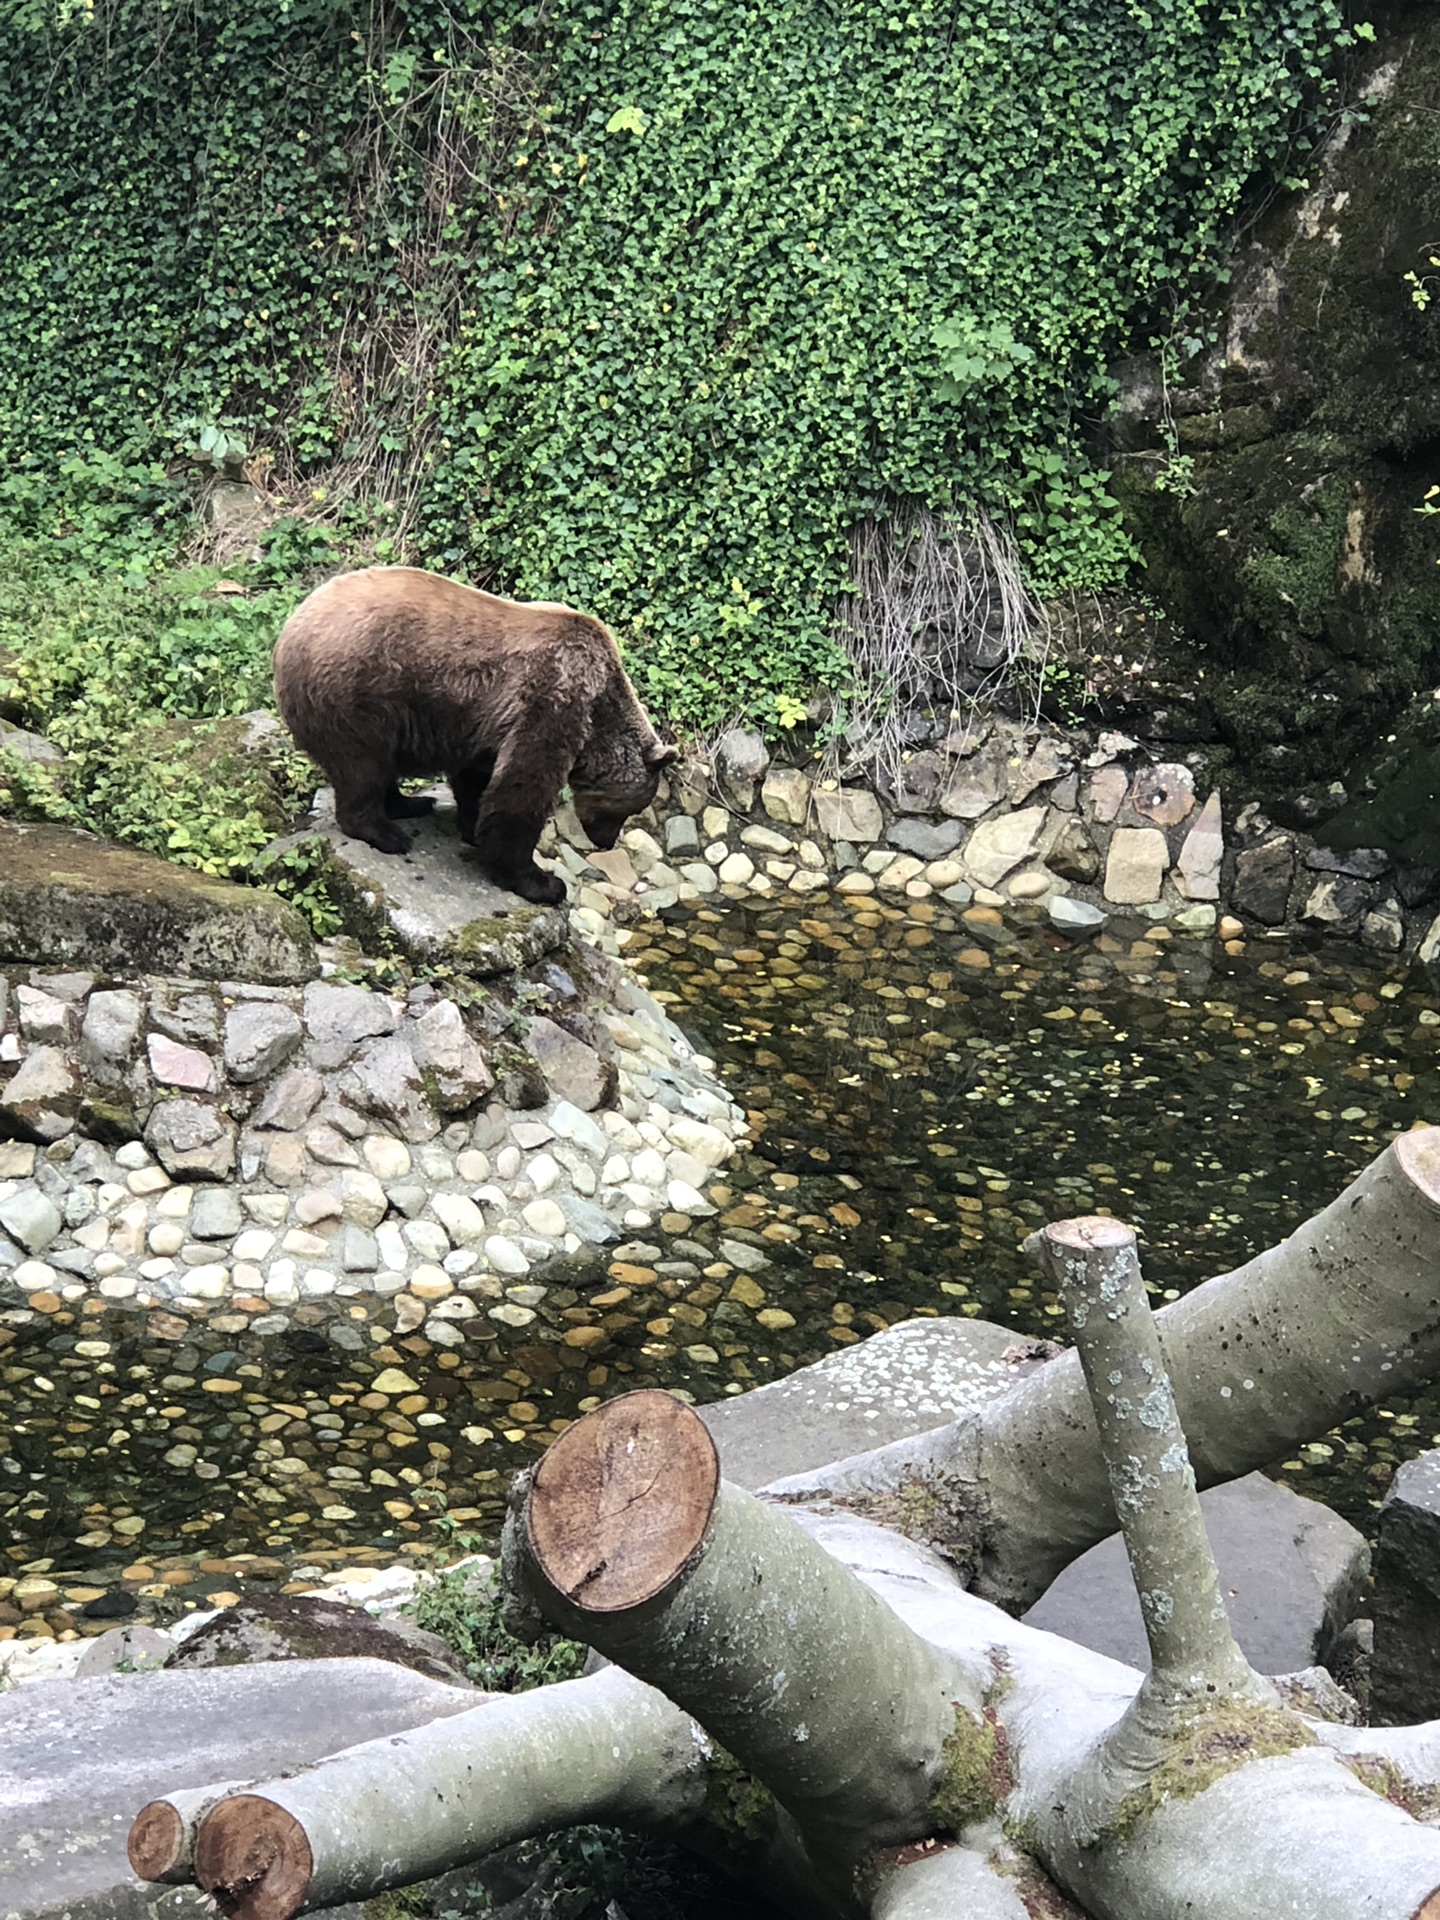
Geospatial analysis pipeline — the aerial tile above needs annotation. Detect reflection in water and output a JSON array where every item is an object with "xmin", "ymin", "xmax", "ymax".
[{"xmin": 3, "ymin": 890, "xmax": 1437, "ymax": 1620}]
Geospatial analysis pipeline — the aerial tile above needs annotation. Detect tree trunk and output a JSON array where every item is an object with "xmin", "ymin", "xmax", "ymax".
[
  {"xmin": 129, "ymin": 1129, "xmax": 1440, "ymax": 1920},
  {"xmin": 772, "ymin": 1128, "xmax": 1440, "ymax": 1612}
]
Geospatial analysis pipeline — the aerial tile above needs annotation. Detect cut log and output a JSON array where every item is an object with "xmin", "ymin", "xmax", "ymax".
[
  {"xmin": 772, "ymin": 1128, "xmax": 1440, "ymax": 1613},
  {"xmin": 517, "ymin": 1389, "xmax": 968, "ymax": 1892}
]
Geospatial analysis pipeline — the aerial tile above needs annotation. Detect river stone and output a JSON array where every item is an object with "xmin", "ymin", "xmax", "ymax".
[
  {"xmin": 1176, "ymin": 789, "xmax": 1224, "ymax": 900},
  {"xmin": 224, "ymin": 1001, "xmax": 303, "ymax": 1083},
  {"xmin": 1047, "ymin": 817, "xmax": 1100, "ymax": 884},
  {"xmin": 1048, "ymin": 896, "xmax": 1106, "ymax": 935},
  {"xmin": 813, "ymin": 787, "xmax": 884, "ymax": 843},
  {"xmin": 1025, "ymin": 1474, "xmax": 1369, "ymax": 1677},
  {"xmin": 879, "ymin": 749, "xmax": 946, "ymax": 814},
  {"xmin": 524, "ymin": 1016, "xmax": 615, "ymax": 1112},
  {"xmin": 347, "ymin": 1033, "xmax": 437, "ymax": 1142},
  {"xmin": 283, "ymin": 795, "xmax": 568, "ymax": 973},
  {"xmin": 0, "ymin": 1658, "xmax": 477, "ymax": 1920},
  {"xmin": 303, "ymin": 981, "xmax": 399, "ymax": 1070},
  {"xmin": 410, "ymin": 999, "xmax": 494, "ymax": 1111},
  {"xmin": 252, "ymin": 1065, "xmax": 326, "ymax": 1129},
  {"xmin": 1103, "ymin": 826, "xmax": 1169, "ymax": 905},
  {"xmin": 1234, "ymin": 836, "xmax": 1296, "ymax": 925},
  {"xmin": 79, "ymin": 989, "xmax": 143, "ymax": 1071},
  {"xmin": 962, "ymin": 805, "xmax": 1050, "ymax": 889},
  {"xmin": 939, "ymin": 744, "xmax": 1007, "ymax": 819},
  {"xmin": 1302, "ymin": 874, "xmax": 1373, "ymax": 928},
  {"xmin": 1371, "ymin": 1451, "xmax": 1440, "ymax": 1724},
  {"xmin": 1007, "ymin": 736, "xmax": 1070, "ymax": 805},
  {"xmin": 549, "ymin": 1099, "xmax": 609, "ymax": 1159},
  {"xmin": 1129, "ymin": 762, "xmax": 1195, "ymax": 827},
  {"xmin": 1085, "ymin": 764, "xmax": 1129, "ymax": 823},
  {"xmin": 143, "ymin": 1099, "xmax": 236, "ymax": 1180},
  {"xmin": 761, "ymin": 767, "xmax": 811, "ymax": 826},
  {"xmin": 707, "ymin": 1315, "xmax": 1057, "ymax": 1489},
  {"xmin": 1361, "ymin": 899, "xmax": 1405, "ymax": 952},
  {"xmin": 0, "ymin": 1187, "xmax": 62, "ymax": 1255},
  {"xmin": 664, "ymin": 813, "xmax": 700, "ymax": 857},
  {"xmin": 1304, "ymin": 844, "xmax": 1391, "ymax": 880},
  {"xmin": 885, "ymin": 817, "xmax": 967, "ymax": 859},
  {"xmin": 715, "ymin": 726, "xmax": 770, "ymax": 809},
  {"xmin": 0, "ymin": 820, "xmax": 316, "ymax": 983},
  {"xmin": 15, "ymin": 987, "xmax": 75, "ymax": 1046},
  {"xmin": 145, "ymin": 1031, "xmax": 215, "ymax": 1093},
  {"xmin": 0, "ymin": 1046, "xmax": 82, "ymax": 1141},
  {"xmin": 188, "ymin": 1187, "xmax": 243, "ymax": 1240}
]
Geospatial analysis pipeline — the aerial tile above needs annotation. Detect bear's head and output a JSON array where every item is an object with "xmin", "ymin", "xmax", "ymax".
[{"xmin": 572, "ymin": 739, "xmax": 678, "ymax": 850}]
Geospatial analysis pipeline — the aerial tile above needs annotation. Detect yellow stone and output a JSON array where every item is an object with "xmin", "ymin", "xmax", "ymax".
[
  {"xmin": 728, "ymin": 1276, "xmax": 766, "ymax": 1308},
  {"xmin": 563, "ymin": 1326, "xmax": 607, "ymax": 1350},
  {"xmin": 370, "ymin": 1368, "xmax": 421, "ymax": 1395},
  {"xmin": 202, "ymin": 1379, "xmax": 242, "ymax": 1394},
  {"xmin": 756, "ymin": 1308, "xmax": 796, "ymax": 1331}
]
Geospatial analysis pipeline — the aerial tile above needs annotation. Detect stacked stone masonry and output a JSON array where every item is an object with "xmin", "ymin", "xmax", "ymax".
[{"xmin": 0, "ymin": 962, "xmax": 748, "ymax": 1327}]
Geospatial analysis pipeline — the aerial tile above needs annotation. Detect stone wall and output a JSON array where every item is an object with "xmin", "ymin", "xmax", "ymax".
[{"xmin": 547, "ymin": 717, "xmax": 1440, "ymax": 963}]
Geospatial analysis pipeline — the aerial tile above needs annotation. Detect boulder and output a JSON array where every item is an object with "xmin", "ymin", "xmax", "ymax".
[
  {"xmin": 760, "ymin": 767, "xmax": 812, "ymax": 826},
  {"xmin": 1234, "ymin": 836, "xmax": 1296, "ymax": 925},
  {"xmin": 278, "ymin": 793, "xmax": 568, "ymax": 974},
  {"xmin": 714, "ymin": 726, "xmax": 770, "ymax": 809},
  {"xmin": 1176, "ymin": 789, "xmax": 1224, "ymax": 899},
  {"xmin": 813, "ymin": 786, "xmax": 884, "ymax": 843},
  {"xmin": 1372, "ymin": 1451, "xmax": 1440, "ymax": 1725},
  {"xmin": 703, "ymin": 1316, "xmax": 1058, "ymax": 1489},
  {"xmin": 143, "ymin": 1099, "xmax": 236, "ymax": 1180},
  {"xmin": 0, "ymin": 1046, "xmax": 82, "ymax": 1141},
  {"xmin": 223, "ymin": 1001, "xmax": 303, "ymax": 1083},
  {"xmin": 1024, "ymin": 1473, "xmax": 1369, "ymax": 1677},
  {"xmin": 524, "ymin": 1016, "xmax": 616, "ymax": 1112},
  {"xmin": 0, "ymin": 1658, "xmax": 476, "ymax": 1920},
  {"xmin": 163, "ymin": 1591, "xmax": 470, "ymax": 1687},
  {"xmin": 1103, "ymin": 825, "xmax": 1169, "ymax": 905},
  {"xmin": 961, "ymin": 805, "xmax": 1051, "ymax": 889},
  {"xmin": 885, "ymin": 817, "xmax": 967, "ymax": 859},
  {"xmin": 0, "ymin": 821, "xmax": 316, "ymax": 983},
  {"xmin": 1128, "ymin": 762, "xmax": 1195, "ymax": 827},
  {"xmin": 939, "ymin": 743, "xmax": 1008, "ymax": 819}
]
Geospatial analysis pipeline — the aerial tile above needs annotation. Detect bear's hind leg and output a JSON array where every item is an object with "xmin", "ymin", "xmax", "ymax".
[
  {"xmin": 385, "ymin": 784, "xmax": 436, "ymax": 820},
  {"xmin": 451, "ymin": 756, "xmax": 495, "ymax": 846},
  {"xmin": 334, "ymin": 772, "xmax": 411, "ymax": 855}
]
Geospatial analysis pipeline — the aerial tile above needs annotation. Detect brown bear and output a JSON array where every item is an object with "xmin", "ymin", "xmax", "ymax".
[{"xmin": 273, "ymin": 567, "xmax": 677, "ymax": 905}]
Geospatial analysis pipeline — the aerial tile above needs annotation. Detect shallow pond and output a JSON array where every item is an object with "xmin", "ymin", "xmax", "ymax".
[{"xmin": 4, "ymin": 888, "xmax": 1439, "ymax": 1622}]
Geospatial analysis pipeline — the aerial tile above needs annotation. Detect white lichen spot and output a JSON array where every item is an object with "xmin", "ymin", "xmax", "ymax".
[
  {"xmin": 1159, "ymin": 1440, "xmax": 1189, "ymax": 1475},
  {"xmin": 1140, "ymin": 1588, "xmax": 1176, "ymax": 1625},
  {"xmin": 1138, "ymin": 1384, "xmax": 1174, "ymax": 1430},
  {"xmin": 794, "ymin": 1722, "xmax": 810, "ymax": 1742}
]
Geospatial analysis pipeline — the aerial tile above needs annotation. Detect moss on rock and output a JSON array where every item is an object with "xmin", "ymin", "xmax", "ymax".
[{"xmin": 0, "ymin": 818, "xmax": 317, "ymax": 983}]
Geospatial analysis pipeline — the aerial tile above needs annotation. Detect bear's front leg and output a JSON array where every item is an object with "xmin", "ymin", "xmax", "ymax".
[
  {"xmin": 385, "ymin": 784, "xmax": 437, "ymax": 820},
  {"xmin": 333, "ymin": 772, "xmax": 412, "ymax": 855},
  {"xmin": 472, "ymin": 810, "xmax": 566, "ymax": 904}
]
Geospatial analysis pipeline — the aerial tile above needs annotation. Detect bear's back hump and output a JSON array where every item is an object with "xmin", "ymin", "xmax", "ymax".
[{"xmin": 277, "ymin": 568, "xmax": 613, "ymax": 675}]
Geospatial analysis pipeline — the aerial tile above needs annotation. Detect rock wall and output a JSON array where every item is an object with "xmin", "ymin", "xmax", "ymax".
[
  {"xmin": 558, "ymin": 719, "xmax": 1440, "ymax": 961},
  {"xmin": 1106, "ymin": 0, "xmax": 1440, "ymax": 792}
]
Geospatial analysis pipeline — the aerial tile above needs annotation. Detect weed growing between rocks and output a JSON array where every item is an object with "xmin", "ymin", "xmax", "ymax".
[{"xmin": 411, "ymin": 1561, "xmax": 586, "ymax": 1693}]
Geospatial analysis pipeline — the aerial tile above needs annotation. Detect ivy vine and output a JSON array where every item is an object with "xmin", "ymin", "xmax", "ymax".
[{"xmin": 0, "ymin": 0, "xmax": 1355, "ymax": 724}]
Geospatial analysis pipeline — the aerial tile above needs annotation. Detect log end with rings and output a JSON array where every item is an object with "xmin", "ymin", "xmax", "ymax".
[
  {"xmin": 526, "ymin": 1388, "xmax": 720, "ymax": 1614},
  {"xmin": 191, "ymin": 1794, "xmax": 314, "ymax": 1920}
]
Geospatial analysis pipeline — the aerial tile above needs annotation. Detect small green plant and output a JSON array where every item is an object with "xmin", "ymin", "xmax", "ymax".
[
  {"xmin": 1405, "ymin": 252, "xmax": 1439, "ymax": 312},
  {"xmin": 773, "ymin": 691, "xmax": 809, "ymax": 731},
  {"xmin": 410, "ymin": 1563, "xmax": 588, "ymax": 1694}
]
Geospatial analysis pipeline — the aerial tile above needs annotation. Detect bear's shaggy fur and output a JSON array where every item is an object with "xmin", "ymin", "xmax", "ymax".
[{"xmin": 273, "ymin": 567, "xmax": 677, "ymax": 904}]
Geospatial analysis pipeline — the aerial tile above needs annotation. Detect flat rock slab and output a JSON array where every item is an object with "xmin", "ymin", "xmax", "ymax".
[
  {"xmin": 1024, "ymin": 1472, "xmax": 1369, "ymax": 1675},
  {"xmin": 0, "ymin": 1656, "xmax": 477, "ymax": 1920},
  {"xmin": 702, "ymin": 1315, "xmax": 1052, "ymax": 1488},
  {"xmin": 283, "ymin": 791, "xmax": 569, "ymax": 973},
  {"xmin": 0, "ymin": 822, "xmax": 316, "ymax": 985}
]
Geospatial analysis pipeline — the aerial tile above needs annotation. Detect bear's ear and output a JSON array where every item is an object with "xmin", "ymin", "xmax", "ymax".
[{"xmin": 646, "ymin": 741, "xmax": 680, "ymax": 767}]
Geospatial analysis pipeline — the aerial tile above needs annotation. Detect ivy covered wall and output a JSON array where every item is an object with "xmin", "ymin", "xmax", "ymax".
[{"xmin": 0, "ymin": 0, "xmax": 1356, "ymax": 721}]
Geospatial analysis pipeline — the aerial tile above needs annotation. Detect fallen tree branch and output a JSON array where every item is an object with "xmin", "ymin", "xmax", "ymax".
[
  {"xmin": 770, "ymin": 1128, "xmax": 1440, "ymax": 1612},
  {"xmin": 165, "ymin": 1668, "xmax": 710, "ymax": 1920},
  {"xmin": 509, "ymin": 1388, "xmax": 968, "ymax": 1898}
]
